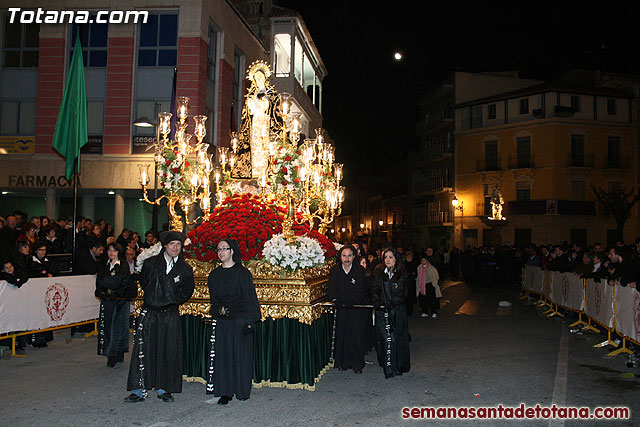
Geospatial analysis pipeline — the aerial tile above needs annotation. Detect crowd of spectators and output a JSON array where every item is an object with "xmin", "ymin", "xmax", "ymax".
[
  {"xmin": 344, "ymin": 238, "xmax": 640, "ymax": 292},
  {"xmin": 0, "ymin": 210, "xmax": 159, "ymax": 350}
]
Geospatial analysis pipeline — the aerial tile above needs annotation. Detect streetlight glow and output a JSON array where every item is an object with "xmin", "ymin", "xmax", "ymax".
[{"xmin": 394, "ymin": 52, "xmax": 402, "ymax": 60}]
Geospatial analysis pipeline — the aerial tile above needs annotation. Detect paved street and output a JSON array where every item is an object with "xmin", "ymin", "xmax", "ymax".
[{"xmin": 1, "ymin": 281, "xmax": 638, "ymax": 427}]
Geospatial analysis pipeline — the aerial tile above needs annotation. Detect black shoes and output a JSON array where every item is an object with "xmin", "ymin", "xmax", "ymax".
[
  {"xmin": 157, "ymin": 392, "xmax": 174, "ymax": 402},
  {"xmin": 217, "ymin": 396, "xmax": 232, "ymax": 405},
  {"xmin": 106, "ymin": 357, "xmax": 117, "ymax": 368},
  {"xmin": 354, "ymin": 369, "xmax": 363, "ymax": 374},
  {"xmin": 124, "ymin": 393, "xmax": 145, "ymax": 403}
]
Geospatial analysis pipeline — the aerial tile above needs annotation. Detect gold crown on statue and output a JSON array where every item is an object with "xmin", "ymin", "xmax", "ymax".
[{"xmin": 246, "ymin": 60, "xmax": 272, "ymax": 81}]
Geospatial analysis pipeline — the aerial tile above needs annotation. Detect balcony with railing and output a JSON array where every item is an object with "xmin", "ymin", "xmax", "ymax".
[
  {"xmin": 505, "ymin": 200, "xmax": 596, "ymax": 215},
  {"xmin": 604, "ymin": 156, "xmax": 631, "ymax": 170},
  {"xmin": 476, "ymin": 157, "xmax": 502, "ymax": 172},
  {"xmin": 414, "ymin": 176, "xmax": 453, "ymax": 195},
  {"xmin": 426, "ymin": 211, "xmax": 453, "ymax": 225},
  {"xmin": 416, "ymin": 106, "xmax": 454, "ymax": 135},
  {"xmin": 567, "ymin": 154, "xmax": 595, "ymax": 168},
  {"xmin": 508, "ymin": 155, "xmax": 535, "ymax": 169}
]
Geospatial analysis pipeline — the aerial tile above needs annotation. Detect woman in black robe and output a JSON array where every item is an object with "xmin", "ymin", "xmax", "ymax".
[
  {"xmin": 96, "ymin": 242, "xmax": 136, "ymax": 367},
  {"xmin": 371, "ymin": 247, "xmax": 410, "ymax": 378},
  {"xmin": 206, "ymin": 239, "xmax": 261, "ymax": 404},
  {"xmin": 327, "ymin": 245, "xmax": 371, "ymax": 373}
]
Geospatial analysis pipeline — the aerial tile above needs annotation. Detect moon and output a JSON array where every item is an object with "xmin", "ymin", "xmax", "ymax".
[{"xmin": 394, "ymin": 52, "xmax": 402, "ymax": 60}]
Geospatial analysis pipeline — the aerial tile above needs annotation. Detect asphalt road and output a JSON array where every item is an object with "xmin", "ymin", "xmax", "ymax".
[{"xmin": 1, "ymin": 281, "xmax": 638, "ymax": 427}]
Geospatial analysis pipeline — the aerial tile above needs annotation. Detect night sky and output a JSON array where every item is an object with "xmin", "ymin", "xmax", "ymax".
[{"xmin": 277, "ymin": 0, "xmax": 640, "ymax": 190}]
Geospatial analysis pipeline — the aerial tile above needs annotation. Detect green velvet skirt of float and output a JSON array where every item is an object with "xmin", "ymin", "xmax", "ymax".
[{"xmin": 181, "ymin": 312, "xmax": 334, "ymax": 391}]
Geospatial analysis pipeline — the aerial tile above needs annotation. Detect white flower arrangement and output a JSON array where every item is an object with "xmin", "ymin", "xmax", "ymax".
[
  {"xmin": 135, "ymin": 242, "xmax": 162, "ymax": 273},
  {"xmin": 262, "ymin": 234, "xmax": 325, "ymax": 271}
]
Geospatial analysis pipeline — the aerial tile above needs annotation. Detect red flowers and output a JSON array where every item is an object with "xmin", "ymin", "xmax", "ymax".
[
  {"xmin": 282, "ymin": 167, "xmax": 288, "ymax": 174},
  {"xmin": 284, "ymin": 156, "xmax": 292, "ymax": 161},
  {"xmin": 166, "ymin": 160, "xmax": 171, "ymax": 165},
  {"xmin": 172, "ymin": 168, "xmax": 179, "ymax": 173},
  {"xmin": 184, "ymin": 193, "xmax": 337, "ymax": 262},
  {"xmin": 185, "ymin": 161, "xmax": 190, "ymax": 167}
]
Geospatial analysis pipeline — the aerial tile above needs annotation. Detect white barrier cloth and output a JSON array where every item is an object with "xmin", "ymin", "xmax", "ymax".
[
  {"xmin": 551, "ymin": 272, "xmax": 584, "ymax": 312},
  {"xmin": 0, "ymin": 275, "xmax": 99, "ymax": 334},
  {"xmin": 522, "ymin": 266, "xmax": 544, "ymax": 294},
  {"xmin": 543, "ymin": 270, "xmax": 553, "ymax": 300},
  {"xmin": 615, "ymin": 285, "xmax": 640, "ymax": 343},
  {"xmin": 584, "ymin": 279, "xmax": 615, "ymax": 328}
]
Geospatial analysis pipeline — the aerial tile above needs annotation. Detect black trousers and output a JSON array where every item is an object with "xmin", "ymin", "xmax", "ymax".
[{"xmin": 418, "ymin": 283, "xmax": 439, "ymax": 315}]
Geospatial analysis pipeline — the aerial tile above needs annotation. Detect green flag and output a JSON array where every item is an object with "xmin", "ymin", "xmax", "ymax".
[{"xmin": 52, "ymin": 32, "xmax": 88, "ymax": 180}]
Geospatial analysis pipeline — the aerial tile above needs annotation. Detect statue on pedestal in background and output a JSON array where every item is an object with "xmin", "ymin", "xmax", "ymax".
[{"xmin": 490, "ymin": 184, "xmax": 504, "ymax": 220}]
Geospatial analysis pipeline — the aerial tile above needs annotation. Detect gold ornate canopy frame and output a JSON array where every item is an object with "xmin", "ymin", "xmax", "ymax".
[{"xmin": 214, "ymin": 61, "xmax": 345, "ymax": 238}]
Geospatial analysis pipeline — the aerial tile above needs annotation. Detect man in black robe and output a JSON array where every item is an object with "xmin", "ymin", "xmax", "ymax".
[
  {"xmin": 125, "ymin": 231, "xmax": 195, "ymax": 403},
  {"xmin": 327, "ymin": 245, "xmax": 371, "ymax": 373},
  {"xmin": 206, "ymin": 239, "xmax": 261, "ymax": 404}
]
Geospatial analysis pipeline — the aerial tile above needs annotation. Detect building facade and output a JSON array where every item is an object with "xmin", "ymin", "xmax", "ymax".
[
  {"xmin": 454, "ymin": 70, "xmax": 639, "ymax": 248},
  {"xmin": 411, "ymin": 72, "xmax": 542, "ymax": 249},
  {"xmin": 0, "ymin": 0, "xmax": 325, "ymax": 236}
]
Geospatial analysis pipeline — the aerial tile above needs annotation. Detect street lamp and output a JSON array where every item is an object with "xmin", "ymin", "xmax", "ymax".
[
  {"xmin": 452, "ymin": 195, "xmax": 464, "ymax": 249},
  {"xmin": 133, "ymin": 115, "xmax": 159, "ymax": 234}
]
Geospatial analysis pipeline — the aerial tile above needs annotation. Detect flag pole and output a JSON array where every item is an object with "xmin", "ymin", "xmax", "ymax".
[{"xmin": 71, "ymin": 158, "xmax": 79, "ymax": 272}]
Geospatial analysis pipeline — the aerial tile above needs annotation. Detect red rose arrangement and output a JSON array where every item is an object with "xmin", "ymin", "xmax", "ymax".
[{"xmin": 184, "ymin": 193, "xmax": 337, "ymax": 262}]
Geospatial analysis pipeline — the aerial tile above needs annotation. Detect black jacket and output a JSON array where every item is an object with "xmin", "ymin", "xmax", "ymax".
[
  {"xmin": 371, "ymin": 266, "xmax": 409, "ymax": 308},
  {"xmin": 140, "ymin": 251, "xmax": 195, "ymax": 309},
  {"xmin": 74, "ymin": 248, "xmax": 101, "ymax": 275},
  {"xmin": 327, "ymin": 264, "xmax": 370, "ymax": 305},
  {"xmin": 0, "ymin": 268, "xmax": 29, "ymax": 287},
  {"xmin": 609, "ymin": 259, "xmax": 638, "ymax": 287},
  {"xmin": 28, "ymin": 255, "xmax": 57, "ymax": 278},
  {"xmin": 96, "ymin": 260, "xmax": 136, "ymax": 300}
]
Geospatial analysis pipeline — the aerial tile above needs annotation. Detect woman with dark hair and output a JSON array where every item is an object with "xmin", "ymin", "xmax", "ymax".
[
  {"xmin": 12, "ymin": 239, "xmax": 31, "ymax": 279},
  {"xmin": 206, "ymin": 239, "xmax": 261, "ymax": 404},
  {"xmin": 371, "ymin": 247, "xmax": 410, "ymax": 378},
  {"xmin": 96, "ymin": 242, "xmax": 136, "ymax": 367},
  {"xmin": 28, "ymin": 241, "xmax": 56, "ymax": 278},
  {"xmin": 26, "ymin": 241, "xmax": 56, "ymax": 347}
]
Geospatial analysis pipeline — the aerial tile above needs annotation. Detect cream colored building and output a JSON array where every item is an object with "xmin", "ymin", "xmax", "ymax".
[{"xmin": 454, "ymin": 70, "xmax": 639, "ymax": 247}]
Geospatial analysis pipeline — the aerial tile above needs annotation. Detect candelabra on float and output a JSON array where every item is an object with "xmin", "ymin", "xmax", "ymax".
[{"xmin": 138, "ymin": 96, "xmax": 213, "ymax": 232}]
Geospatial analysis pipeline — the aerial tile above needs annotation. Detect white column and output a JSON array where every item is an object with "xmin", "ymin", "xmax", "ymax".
[
  {"xmin": 114, "ymin": 190, "xmax": 125, "ymax": 237},
  {"xmin": 45, "ymin": 188, "xmax": 56, "ymax": 219},
  {"xmin": 82, "ymin": 195, "xmax": 95, "ymax": 221}
]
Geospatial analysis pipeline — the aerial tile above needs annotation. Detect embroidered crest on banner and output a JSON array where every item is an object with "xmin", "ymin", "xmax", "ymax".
[{"xmin": 45, "ymin": 283, "xmax": 69, "ymax": 321}]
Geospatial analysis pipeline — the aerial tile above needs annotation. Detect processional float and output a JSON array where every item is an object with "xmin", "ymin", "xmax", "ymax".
[{"xmin": 135, "ymin": 61, "xmax": 345, "ymax": 390}]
